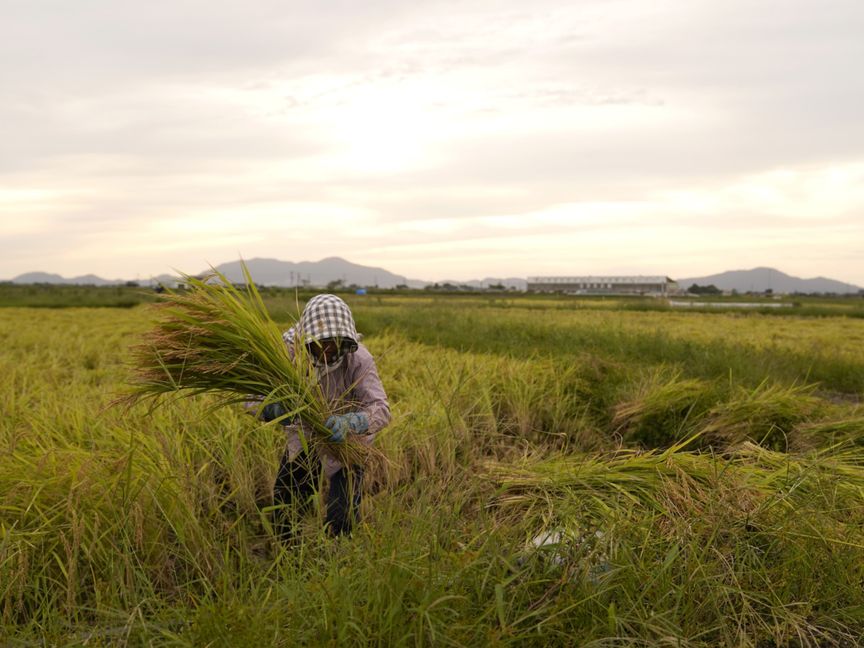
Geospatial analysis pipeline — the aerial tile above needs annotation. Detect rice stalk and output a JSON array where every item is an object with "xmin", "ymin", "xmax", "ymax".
[
  {"xmin": 698, "ymin": 380, "xmax": 824, "ymax": 450},
  {"xmin": 484, "ymin": 437, "xmax": 712, "ymax": 515},
  {"xmin": 611, "ymin": 367, "xmax": 712, "ymax": 447},
  {"xmin": 483, "ymin": 438, "xmax": 864, "ymax": 518},
  {"xmin": 120, "ymin": 263, "xmax": 370, "ymax": 466},
  {"xmin": 791, "ymin": 416, "xmax": 864, "ymax": 450}
]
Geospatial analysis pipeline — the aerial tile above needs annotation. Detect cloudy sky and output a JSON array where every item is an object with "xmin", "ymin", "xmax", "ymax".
[{"xmin": 2, "ymin": 0, "xmax": 863, "ymax": 284}]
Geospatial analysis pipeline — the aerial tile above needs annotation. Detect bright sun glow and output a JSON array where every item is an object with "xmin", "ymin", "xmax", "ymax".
[{"xmin": 321, "ymin": 88, "xmax": 444, "ymax": 175}]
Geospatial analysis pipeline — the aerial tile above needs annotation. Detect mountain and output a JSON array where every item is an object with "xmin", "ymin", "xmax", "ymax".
[
  {"xmin": 11, "ymin": 272, "xmax": 122, "ymax": 286},
  {"xmin": 8, "ymin": 272, "xmax": 182, "ymax": 286},
  {"xmin": 10, "ymin": 261, "xmax": 855, "ymax": 294},
  {"xmin": 676, "ymin": 267, "xmax": 861, "ymax": 294},
  {"xmin": 152, "ymin": 274, "xmax": 183, "ymax": 287},
  {"xmin": 210, "ymin": 257, "xmax": 423, "ymax": 289},
  {"xmin": 212, "ymin": 258, "xmax": 528, "ymax": 290},
  {"xmin": 5, "ymin": 258, "xmax": 427, "ymax": 288},
  {"xmin": 12, "ymin": 272, "xmax": 67, "ymax": 284}
]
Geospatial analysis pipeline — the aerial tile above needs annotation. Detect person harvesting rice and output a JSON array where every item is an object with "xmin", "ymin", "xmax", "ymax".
[
  {"xmin": 125, "ymin": 268, "xmax": 390, "ymax": 544},
  {"xmin": 259, "ymin": 294, "xmax": 390, "ymax": 541}
]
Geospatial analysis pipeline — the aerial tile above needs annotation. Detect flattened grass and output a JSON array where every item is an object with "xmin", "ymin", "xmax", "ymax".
[{"xmin": 483, "ymin": 441, "xmax": 864, "ymax": 645}]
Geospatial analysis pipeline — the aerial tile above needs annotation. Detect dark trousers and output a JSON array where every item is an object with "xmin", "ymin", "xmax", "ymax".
[{"xmin": 272, "ymin": 450, "xmax": 364, "ymax": 542}]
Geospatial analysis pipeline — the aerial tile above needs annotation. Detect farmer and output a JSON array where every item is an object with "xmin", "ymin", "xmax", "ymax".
[{"xmin": 260, "ymin": 294, "xmax": 390, "ymax": 542}]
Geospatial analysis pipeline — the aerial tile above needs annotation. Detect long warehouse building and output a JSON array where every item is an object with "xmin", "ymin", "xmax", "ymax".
[{"xmin": 527, "ymin": 276, "xmax": 679, "ymax": 296}]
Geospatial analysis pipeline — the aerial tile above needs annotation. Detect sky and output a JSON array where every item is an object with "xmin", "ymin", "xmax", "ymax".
[{"xmin": 1, "ymin": 0, "xmax": 863, "ymax": 284}]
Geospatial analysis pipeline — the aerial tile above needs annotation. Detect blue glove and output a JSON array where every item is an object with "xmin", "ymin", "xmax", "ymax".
[
  {"xmin": 325, "ymin": 412, "xmax": 370, "ymax": 443},
  {"xmin": 262, "ymin": 402, "xmax": 290, "ymax": 423}
]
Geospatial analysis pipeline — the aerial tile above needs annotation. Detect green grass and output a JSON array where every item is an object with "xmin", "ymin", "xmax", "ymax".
[
  {"xmin": 0, "ymin": 284, "xmax": 160, "ymax": 308},
  {"xmin": 2, "ymin": 294, "xmax": 864, "ymax": 646},
  {"xmin": 349, "ymin": 298, "xmax": 864, "ymax": 394}
]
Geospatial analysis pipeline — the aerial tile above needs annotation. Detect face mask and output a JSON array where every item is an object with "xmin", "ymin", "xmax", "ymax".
[
  {"xmin": 308, "ymin": 338, "xmax": 348, "ymax": 368},
  {"xmin": 314, "ymin": 354, "xmax": 345, "ymax": 380}
]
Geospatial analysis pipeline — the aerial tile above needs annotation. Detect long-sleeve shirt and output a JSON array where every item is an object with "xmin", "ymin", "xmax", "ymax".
[{"xmin": 282, "ymin": 342, "xmax": 390, "ymax": 475}]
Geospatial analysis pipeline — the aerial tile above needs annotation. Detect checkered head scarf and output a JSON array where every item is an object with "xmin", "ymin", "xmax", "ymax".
[{"xmin": 283, "ymin": 294, "xmax": 359, "ymax": 347}]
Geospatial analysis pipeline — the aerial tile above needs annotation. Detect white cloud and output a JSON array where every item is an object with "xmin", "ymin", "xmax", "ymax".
[{"xmin": 1, "ymin": 0, "xmax": 863, "ymax": 284}]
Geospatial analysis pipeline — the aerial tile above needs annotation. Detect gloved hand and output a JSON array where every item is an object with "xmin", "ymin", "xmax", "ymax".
[
  {"xmin": 262, "ymin": 402, "xmax": 290, "ymax": 423},
  {"xmin": 325, "ymin": 412, "xmax": 370, "ymax": 443}
]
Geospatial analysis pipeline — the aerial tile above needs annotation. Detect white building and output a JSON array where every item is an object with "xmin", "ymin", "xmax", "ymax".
[{"xmin": 527, "ymin": 276, "xmax": 678, "ymax": 296}]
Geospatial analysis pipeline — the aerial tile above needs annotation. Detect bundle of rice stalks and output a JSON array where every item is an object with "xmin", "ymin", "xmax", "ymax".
[
  {"xmin": 484, "ymin": 437, "xmax": 864, "ymax": 518},
  {"xmin": 791, "ymin": 416, "xmax": 864, "ymax": 450},
  {"xmin": 484, "ymin": 437, "xmax": 716, "ymax": 515},
  {"xmin": 611, "ymin": 367, "xmax": 712, "ymax": 447},
  {"xmin": 731, "ymin": 441, "xmax": 864, "ymax": 501},
  {"xmin": 698, "ymin": 380, "xmax": 824, "ymax": 450},
  {"xmin": 121, "ymin": 264, "xmax": 368, "ymax": 466}
]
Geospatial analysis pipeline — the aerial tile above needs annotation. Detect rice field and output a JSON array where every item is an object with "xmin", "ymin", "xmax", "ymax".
[{"xmin": 2, "ymin": 292, "xmax": 864, "ymax": 646}]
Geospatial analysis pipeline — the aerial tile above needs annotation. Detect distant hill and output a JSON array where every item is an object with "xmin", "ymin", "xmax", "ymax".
[
  {"xmin": 210, "ymin": 257, "xmax": 424, "ymax": 289},
  {"xmin": 676, "ymin": 267, "xmax": 861, "ymax": 294},
  {"xmin": 9, "ymin": 262, "xmax": 856, "ymax": 295},
  {"xmin": 11, "ymin": 272, "xmax": 122, "ymax": 286},
  {"xmin": 6, "ymin": 261, "xmax": 526, "ymax": 290},
  {"xmin": 5, "ymin": 258, "xmax": 425, "ymax": 289}
]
